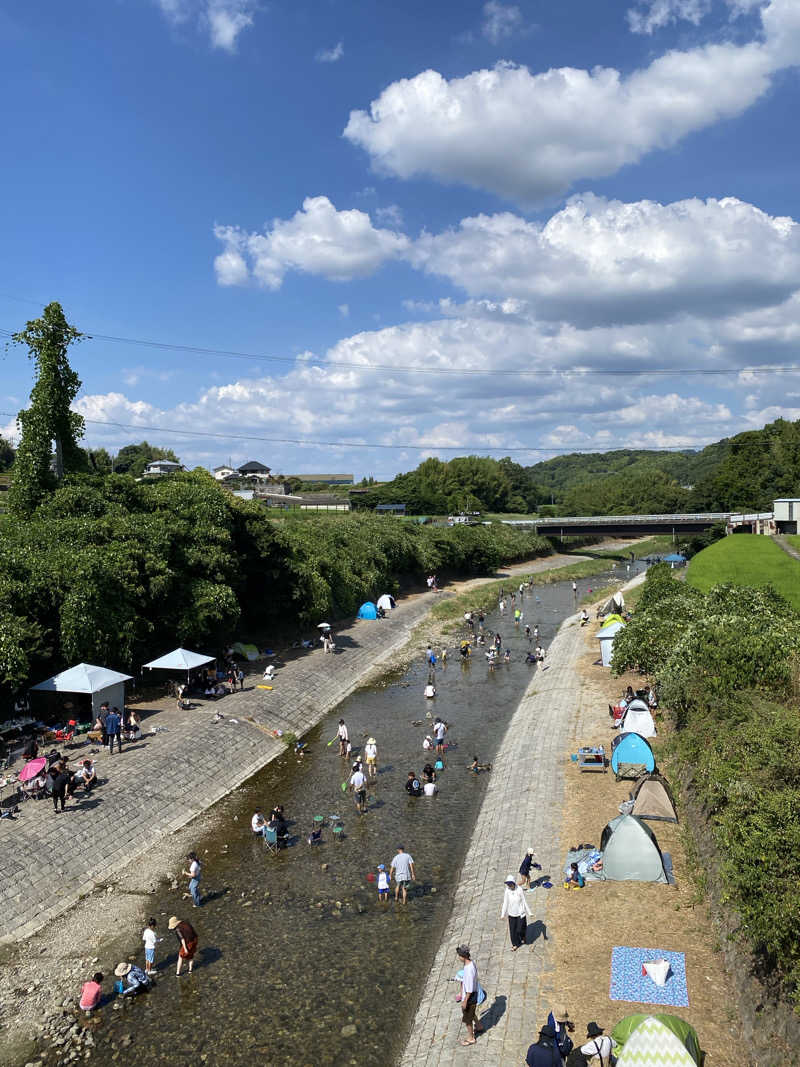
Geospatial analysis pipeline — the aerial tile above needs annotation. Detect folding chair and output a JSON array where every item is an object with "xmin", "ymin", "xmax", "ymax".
[{"xmin": 262, "ymin": 826, "xmax": 279, "ymax": 855}]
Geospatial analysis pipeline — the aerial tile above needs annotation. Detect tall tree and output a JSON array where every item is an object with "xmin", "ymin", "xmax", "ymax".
[
  {"xmin": 113, "ymin": 441, "xmax": 179, "ymax": 477},
  {"xmin": 7, "ymin": 302, "xmax": 86, "ymax": 516}
]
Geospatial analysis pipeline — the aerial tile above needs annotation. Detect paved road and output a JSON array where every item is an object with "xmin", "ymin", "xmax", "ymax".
[{"xmin": 400, "ymin": 571, "xmax": 647, "ymax": 1066}]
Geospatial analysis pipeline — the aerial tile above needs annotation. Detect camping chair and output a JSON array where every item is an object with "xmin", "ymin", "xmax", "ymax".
[
  {"xmin": 53, "ymin": 721, "xmax": 77, "ymax": 746},
  {"xmin": 262, "ymin": 826, "xmax": 279, "ymax": 855}
]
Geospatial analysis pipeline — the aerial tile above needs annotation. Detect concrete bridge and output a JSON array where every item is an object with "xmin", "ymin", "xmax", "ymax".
[{"xmin": 502, "ymin": 511, "xmax": 772, "ymax": 538}]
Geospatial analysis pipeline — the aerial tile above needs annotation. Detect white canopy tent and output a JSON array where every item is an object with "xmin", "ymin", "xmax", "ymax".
[
  {"xmin": 31, "ymin": 663, "xmax": 133, "ymax": 717},
  {"xmin": 597, "ymin": 620, "xmax": 625, "ymax": 668},
  {"xmin": 376, "ymin": 594, "xmax": 396, "ymax": 612},
  {"xmin": 143, "ymin": 647, "xmax": 215, "ymax": 682}
]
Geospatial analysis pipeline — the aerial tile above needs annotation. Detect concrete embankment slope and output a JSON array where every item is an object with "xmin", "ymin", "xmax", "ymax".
[
  {"xmin": 400, "ymin": 572, "xmax": 646, "ymax": 1067},
  {"xmin": 0, "ymin": 593, "xmax": 434, "ymax": 944}
]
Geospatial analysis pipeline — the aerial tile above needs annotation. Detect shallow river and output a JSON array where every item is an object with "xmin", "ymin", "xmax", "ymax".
[{"xmin": 72, "ymin": 567, "xmax": 642, "ymax": 1067}]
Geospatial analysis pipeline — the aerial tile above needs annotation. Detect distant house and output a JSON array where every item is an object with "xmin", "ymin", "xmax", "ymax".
[
  {"xmin": 291, "ymin": 473, "xmax": 354, "ymax": 486},
  {"xmin": 213, "ymin": 465, "xmax": 236, "ymax": 481},
  {"xmin": 142, "ymin": 460, "xmax": 183, "ymax": 477},
  {"xmin": 774, "ymin": 498, "xmax": 800, "ymax": 535},
  {"xmin": 237, "ymin": 460, "xmax": 271, "ymax": 479},
  {"xmin": 375, "ymin": 503, "xmax": 406, "ymax": 515}
]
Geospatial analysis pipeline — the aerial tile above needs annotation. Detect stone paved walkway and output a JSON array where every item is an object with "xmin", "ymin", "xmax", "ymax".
[
  {"xmin": 400, "ymin": 572, "xmax": 647, "ymax": 1067},
  {"xmin": 0, "ymin": 593, "xmax": 435, "ymax": 944}
]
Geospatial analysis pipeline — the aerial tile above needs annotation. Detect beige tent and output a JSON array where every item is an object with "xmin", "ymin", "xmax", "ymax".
[{"xmin": 631, "ymin": 775, "xmax": 678, "ymax": 823}]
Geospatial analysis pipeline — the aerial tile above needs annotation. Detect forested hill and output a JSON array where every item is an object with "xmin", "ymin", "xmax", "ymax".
[{"xmin": 353, "ymin": 417, "xmax": 800, "ymax": 515}]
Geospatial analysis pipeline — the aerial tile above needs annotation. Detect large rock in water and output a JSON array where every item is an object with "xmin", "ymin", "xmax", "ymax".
[{"xmin": 340, "ymin": 1024, "xmax": 357, "ymax": 1038}]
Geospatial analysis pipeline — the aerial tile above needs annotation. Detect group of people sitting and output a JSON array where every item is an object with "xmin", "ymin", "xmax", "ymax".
[
  {"xmin": 23, "ymin": 751, "xmax": 98, "ymax": 809},
  {"xmin": 250, "ymin": 805, "xmax": 289, "ymax": 846}
]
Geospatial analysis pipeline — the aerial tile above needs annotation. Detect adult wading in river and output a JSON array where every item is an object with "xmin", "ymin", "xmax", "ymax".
[{"xmin": 169, "ymin": 916, "xmax": 198, "ymax": 976}]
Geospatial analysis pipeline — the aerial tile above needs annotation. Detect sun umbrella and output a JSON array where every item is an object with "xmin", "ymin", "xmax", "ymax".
[
  {"xmin": 19, "ymin": 757, "xmax": 47, "ymax": 782},
  {"xmin": 317, "ymin": 622, "xmax": 331, "ymax": 630}
]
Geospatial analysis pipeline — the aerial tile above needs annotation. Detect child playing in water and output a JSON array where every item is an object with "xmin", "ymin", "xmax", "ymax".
[
  {"xmin": 377, "ymin": 864, "xmax": 390, "ymax": 905},
  {"xmin": 142, "ymin": 917, "xmax": 160, "ymax": 974}
]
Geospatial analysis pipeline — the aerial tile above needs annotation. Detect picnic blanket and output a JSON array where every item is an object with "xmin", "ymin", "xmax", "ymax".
[{"xmin": 609, "ymin": 947, "xmax": 688, "ymax": 1007}]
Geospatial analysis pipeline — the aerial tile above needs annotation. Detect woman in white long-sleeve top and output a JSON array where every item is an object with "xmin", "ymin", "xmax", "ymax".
[{"xmin": 500, "ymin": 874, "xmax": 532, "ymax": 950}]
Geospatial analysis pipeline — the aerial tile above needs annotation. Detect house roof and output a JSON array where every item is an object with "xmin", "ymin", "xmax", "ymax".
[
  {"xmin": 213, "ymin": 464, "xmax": 234, "ymax": 472},
  {"xmin": 237, "ymin": 460, "xmax": 271, "ymax": 473},
  {"xmin": 297, "ymin": 493, "xmax": 350, "ymax": 505},
  {"xmin": 146, "ymin": 459, "xmax": 181, "ymax": 468}
]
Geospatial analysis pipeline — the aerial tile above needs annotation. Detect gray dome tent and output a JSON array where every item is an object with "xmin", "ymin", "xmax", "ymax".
[{"xmin": 599, "ymin": 814, "xmax": 668, "ymax": 883}]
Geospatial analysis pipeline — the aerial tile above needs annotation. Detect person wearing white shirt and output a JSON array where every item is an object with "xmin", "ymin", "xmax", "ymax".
[
  {"xmin": 364, "ymin": 737, "xmax": 378, "ymax": 779},
  {"xmin": 456, "ymin": 945, "xmax": 484, "ymax": 1046},
  {"xmin": 349, "ymin": 765, "xmax": 367, "ymax": 814},
  {"xmin": 337, "ymin": 719, "xmax": 349, "ymax": 756},
  {"xmin": 500, "ymin": 875, "xmax": 532, "ymax": 950},
  {"xmin": 580, "ymin": 1023, "xmax": 617, "ymax": 1065},
  {"xmin": 251, "ymin": 811, "xmax": 267, "ymax": 834}
]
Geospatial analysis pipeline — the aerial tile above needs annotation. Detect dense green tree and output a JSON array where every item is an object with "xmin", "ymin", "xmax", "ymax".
[
  {"xmin": 688, "ymin": 418, "xmax": 800, "ymax": 511},
  {"xmin": 113, "ymin": 441, "xmax": 180, "ymax": 477},
  {"xmin": 85, "ymin": 447, "xmax": 112, "ymax": 474},
  {"xmin": 559, "ymin": 464, "xmax": 690, "ymax": 515},
  {"xmin": 0, "ymin": 435, "xmax": 14, "ymax": 472},
  {"xmin": 7, "ymin": 302, "xmax": 86, "ymax": 516}
]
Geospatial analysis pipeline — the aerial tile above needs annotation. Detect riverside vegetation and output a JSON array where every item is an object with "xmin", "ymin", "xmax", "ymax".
[
  {"xmin": 0, "ymin": 474, "xmax": 552, "ymax": 709},
  {"xmin": 611, "ymin": 562, "xmax": 800, "ymax": 1011}
]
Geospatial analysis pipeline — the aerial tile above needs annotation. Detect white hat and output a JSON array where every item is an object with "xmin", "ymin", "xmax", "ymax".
[
  {"xmin": 527, "ymin": 848, "xmax": 537, "ymax": 855},
  {"xmin": 504, "ymin": 874, "xmax": 517, "ymax": 885}
]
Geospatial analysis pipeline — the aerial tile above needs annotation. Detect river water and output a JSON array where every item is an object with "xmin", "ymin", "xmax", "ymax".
[{"xmin": 66, "ymin": 567, "xmax": 642, "ymax": 1067}]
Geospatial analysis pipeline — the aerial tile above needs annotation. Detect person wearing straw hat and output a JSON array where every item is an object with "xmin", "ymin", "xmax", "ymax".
[
  {"xmin": 552, "ymin": 1006, "xmax": 574, "ymax": 1062},
  {"xmin": 364, "ymin": 736, "xmax": 378, "ymax": 779},
  {"xmin": 169, "ymin": 915, "xmax": 199, "ymax": 976},
  {"xmin": 500, "ymin": 874, "xmax": 531, "ymax": 950},
  {"xmin": 114, "ymin": 961, "xmax": 151, "ymax": 997}
]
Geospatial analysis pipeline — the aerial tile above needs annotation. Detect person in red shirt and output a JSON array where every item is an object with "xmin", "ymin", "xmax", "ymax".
[{"xmin": 79, "ymin": 972, "xmax": 103, "ymax": 1016}]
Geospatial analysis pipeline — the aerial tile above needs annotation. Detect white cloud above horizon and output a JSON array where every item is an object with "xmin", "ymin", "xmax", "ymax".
[
  {"xmin": 214, "ymin": 196, "xmax": 410, "ymax": 289},
  {"xmin": 482, "ymin": 1, "xmax": 524, "ymax": 43},
  {"xmin": 315, "ymin": 41, "xmax": 344, "ymax": 63},
  {"xmin": 344, "ymin": 0, "xmax": 800, "ymax": 202},
  {"xmin": 155, "ymin": 0, "xmax": 256, "ymax": 52}
]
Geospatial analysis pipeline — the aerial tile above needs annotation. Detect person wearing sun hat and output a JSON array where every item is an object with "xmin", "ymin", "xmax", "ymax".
[
  {"xmin": 114, "ymin": 960, "xmax": 151, "ymax": 997},
  {"xmin": 169, "ymin": 915, "xmax": 199, "ymax": 976},
  {"xmin": 500, "ymin": 874, "xmax": 531, "ymax": 950},
  {"xmin": 551, "ymin": 1005, "xmax": 574, "ymax": 1061},
  {"xmin": 364, "ymin": 736, "xmax": 378, "ymax": 779},
  {"xmin": 580, "ymin": 1021, "xmax": 617, "ymax": 1065},
  {"xmin": 525, "ymin": 1022, "xmax": 562, "ymax": 1066}
]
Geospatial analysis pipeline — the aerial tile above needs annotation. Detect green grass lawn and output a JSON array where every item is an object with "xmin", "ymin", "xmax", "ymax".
[{"xmin": 687, "ymin": 534, "xmax": 800, "ymax": 612}]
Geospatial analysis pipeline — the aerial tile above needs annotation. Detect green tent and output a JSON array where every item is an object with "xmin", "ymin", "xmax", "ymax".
[{"xmin": 612, "ymin": 1014, "xmax": 700, "ymax": 1065}]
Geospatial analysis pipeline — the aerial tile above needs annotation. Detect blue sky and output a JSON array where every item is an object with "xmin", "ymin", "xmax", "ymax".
[{"xmin": 1, "ymin": 0, "xmax": 799, "ymax": 478}]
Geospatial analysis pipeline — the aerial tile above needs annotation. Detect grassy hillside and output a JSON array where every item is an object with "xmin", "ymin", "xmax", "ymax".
[{"xmin": 686, "ymin": 534, "xmax": 800, "ymax": 611}]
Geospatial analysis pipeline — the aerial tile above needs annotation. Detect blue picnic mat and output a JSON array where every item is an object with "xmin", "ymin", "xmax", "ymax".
[{"xmin": 609, "ymin": 946, "xmax": 688, "ymax": 1006}]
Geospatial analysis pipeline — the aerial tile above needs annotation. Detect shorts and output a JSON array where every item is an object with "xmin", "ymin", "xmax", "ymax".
[
  {"xmin": 378, "ymin": 888, "xmax": 388, "ymax": 896},
  {"xmin": 366, "ymin": 757, "xmax": 376, "ymax": 765},
  {"xmin": 462, "ymin": 992, "xmax": 477, "ymax": 1025},
  {"xmin": 397, "ymin": 878, "xmax": 410, "ymax": 887},
  {"xmin": 355, "ymin": 789, "xmax": 367, "ymax": 802},
  {"xmin": 145, "ymin": 948, "xmax": 155, "ymax": 964}
]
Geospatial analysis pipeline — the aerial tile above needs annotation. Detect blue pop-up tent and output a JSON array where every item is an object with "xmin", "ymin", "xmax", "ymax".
[
  {"xmin": 611, "ymin": 732, "xmax": 655, "ymax": 779},
  {"xmin": 357, "ymin": 601, "xmax": 378, "ymax": 620},
  {"xmin": 663, "ymin": 553, "xmax": 686, "ymax": 563}
]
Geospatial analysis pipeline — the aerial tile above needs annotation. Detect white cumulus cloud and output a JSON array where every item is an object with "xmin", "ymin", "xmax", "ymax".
[
  {"xmin": 412, "ymin": 195, "xmax": 800, "ymax": 325},
  {"xmin": 344, "ymin": 0, "xmax": 800, "ymax": 202},
  {"xmin": 214, "ymin": 196, "xmax": 410, "ymax": 289}
]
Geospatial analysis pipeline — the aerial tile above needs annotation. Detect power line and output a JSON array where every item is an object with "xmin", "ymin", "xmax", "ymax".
[
  {"xmin": 0, "ymin": 410, "xmax": 696, "ymax": 454},
  {"xmin": 2, "ymin": 324, "xmax": 799, "ymax": 380}
]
